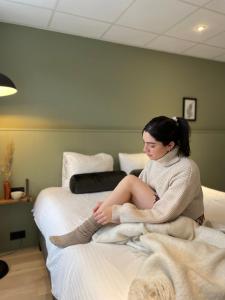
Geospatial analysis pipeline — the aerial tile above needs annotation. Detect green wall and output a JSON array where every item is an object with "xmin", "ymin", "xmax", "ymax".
[
  {"xmin": 0, "ymin": 22, "xmax": 224, "ymax": 252},
  {"xmin": 0, "ymin": 22, "xmax": 225, "ymax": 130}
]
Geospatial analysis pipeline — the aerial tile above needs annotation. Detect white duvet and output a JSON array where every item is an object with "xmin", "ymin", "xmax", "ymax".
[
  {"xmin": 33, "ymin": 187, "xmax": 148, "ymax": 300},
  {"xmin": 33, "ymin": 186, "xmax": 225, "ymax": 300},
  {"xmin": 93, "ymin": 216, "xmax": 225, "ymax": 300}
]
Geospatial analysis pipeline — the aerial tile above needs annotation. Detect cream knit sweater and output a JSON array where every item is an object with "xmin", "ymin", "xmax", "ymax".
[{"xmin": 112, "ymin": 147, "xmax": 204, "ymax": 224}]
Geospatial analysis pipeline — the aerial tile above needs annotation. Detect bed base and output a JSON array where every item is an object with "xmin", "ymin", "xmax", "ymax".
[{"xmin": 38, "ymin": 231, "xmax": 57, "ymax": 300}]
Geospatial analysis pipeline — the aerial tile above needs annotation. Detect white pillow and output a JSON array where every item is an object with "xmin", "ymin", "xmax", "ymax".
[
  {"xmin": 62, "ymin": 152, "xmax": 114, "ymax": 188},
  {"xmin": 118, "ymin": 153, "xmax": 149, "ymax": 174},
  {"xmin": 202, "ymin": 186, "xmax": 225, "ymax": 225}
]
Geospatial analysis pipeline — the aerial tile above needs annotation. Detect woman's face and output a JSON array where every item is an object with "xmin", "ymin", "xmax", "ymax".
[{"xmin": 143, "ymin": 131, "xmax": 174, "ymax": 160}]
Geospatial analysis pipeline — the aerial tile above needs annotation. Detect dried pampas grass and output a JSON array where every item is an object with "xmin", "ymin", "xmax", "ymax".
[{"xmin": 0, "ymin": 142, "xmax": 15, "ymax": 180}]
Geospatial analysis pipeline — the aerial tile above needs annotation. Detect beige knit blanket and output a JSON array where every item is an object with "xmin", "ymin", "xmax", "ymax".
[{"xmin": 93, "ymin": 217, "xmax": 225, "ymax": 300}]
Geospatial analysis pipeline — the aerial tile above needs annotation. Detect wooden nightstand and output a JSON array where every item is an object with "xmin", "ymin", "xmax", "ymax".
[
  {"xmin": 0, "ymin": 196, "xmax": 33, "ymax": 205},
  {"xmin": 0, "ymin": 196, "xmax": 37, "ymax": 253}
]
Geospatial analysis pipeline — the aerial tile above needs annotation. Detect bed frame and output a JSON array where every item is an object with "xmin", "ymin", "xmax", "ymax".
[{"xmin": 38, "ymin": 232, "xmax": 57, "ymax": 300}]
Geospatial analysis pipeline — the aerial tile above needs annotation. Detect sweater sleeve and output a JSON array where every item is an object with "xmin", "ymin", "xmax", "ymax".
[{"xmin": 112, "ymin": 162, "xmax": 200, "ymax": 224}]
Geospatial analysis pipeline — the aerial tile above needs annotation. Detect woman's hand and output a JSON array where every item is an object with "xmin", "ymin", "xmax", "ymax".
[
  {"xmin": 93, "ymin": 201, "xmax": 102, "ymax": 213},
  {"xmin": 93, "ymin": 206, "xmax": 113, "ymax": 225}
]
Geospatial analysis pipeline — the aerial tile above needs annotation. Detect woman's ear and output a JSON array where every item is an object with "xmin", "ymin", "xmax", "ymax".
[{"xmin": 167, "ymin": 141, "xmax": 175, "ymax": 152}]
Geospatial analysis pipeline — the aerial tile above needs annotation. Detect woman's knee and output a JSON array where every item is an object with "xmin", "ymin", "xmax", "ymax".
[
  {"xmin": 122, "ymin": 174, "xmax": 140, "ymax": 187},
  {"xmin": 125, "ymin": 175, "xmax": 155, "ymax": 195}
]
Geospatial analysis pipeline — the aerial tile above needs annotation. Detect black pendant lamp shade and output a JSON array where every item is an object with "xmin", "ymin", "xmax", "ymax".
[{"xmin": 0, "ymin": 73, "xmax": 17, "ymax": 97}]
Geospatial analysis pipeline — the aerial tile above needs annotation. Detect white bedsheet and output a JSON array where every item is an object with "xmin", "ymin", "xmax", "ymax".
[
  {"xmin": 33, "ymin": 186, "xmax": 225, "ymax": 300},
  {"xmin": 33, "ymin": 187, "xmax": 148, "ymax": 300}
]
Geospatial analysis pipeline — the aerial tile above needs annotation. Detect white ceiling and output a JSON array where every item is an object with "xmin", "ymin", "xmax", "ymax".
[{"xmin": 1, "ymin": 0, "xmax": 225, "ymax": 62}]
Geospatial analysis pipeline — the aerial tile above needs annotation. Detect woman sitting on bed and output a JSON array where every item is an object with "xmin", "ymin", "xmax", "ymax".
[{"xmin": 50, "ymin": 116, "xmax": 204, "ymax": 248}]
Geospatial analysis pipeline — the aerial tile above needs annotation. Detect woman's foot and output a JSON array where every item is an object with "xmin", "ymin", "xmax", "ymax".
[{"xmin": 49, "ymin": 216, "xmax": 102, "ymax": 248}]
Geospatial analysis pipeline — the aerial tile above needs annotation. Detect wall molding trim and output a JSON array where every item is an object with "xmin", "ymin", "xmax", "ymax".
[{"xmin": 0, "ymin": 128, "xmax": 225, "ymax": 134}]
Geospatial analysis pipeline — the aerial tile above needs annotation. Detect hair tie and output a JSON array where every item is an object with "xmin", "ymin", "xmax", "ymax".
[{"xmin": 172, "ymin": 116, "xmax": 177, "ymax": 122}]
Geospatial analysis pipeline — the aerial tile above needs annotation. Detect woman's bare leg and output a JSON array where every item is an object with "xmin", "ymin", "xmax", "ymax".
[
  {"xmin": 49, "ymin": 175, "xmax": 156, "ymax": 247},
  {"xmin": 93, "ymin": 175, "xmax": 156, "ymax": 224},
  {"xmin": 99, "ymin": 175, "xmax": 156, "ymax": 210}
]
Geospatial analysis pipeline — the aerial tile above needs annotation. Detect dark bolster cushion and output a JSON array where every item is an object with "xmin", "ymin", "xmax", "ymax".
[
  {"xmin": 130, "ymin": 169, "xmax": 143, "ymax": 177},
  {"xmin": 70, "ymin": 171, "xmax": 126, "ymax": 194}
]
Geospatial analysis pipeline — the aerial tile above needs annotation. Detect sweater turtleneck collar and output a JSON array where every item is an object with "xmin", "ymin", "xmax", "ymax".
[{"xmin": 156, "ymin": 146, "xmax": 181, "ymax": 167}]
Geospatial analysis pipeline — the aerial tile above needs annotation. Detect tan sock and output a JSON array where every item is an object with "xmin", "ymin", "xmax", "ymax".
[{"xmin": 49, "ymin": 216, "xmax": 102, "ymax": 248}]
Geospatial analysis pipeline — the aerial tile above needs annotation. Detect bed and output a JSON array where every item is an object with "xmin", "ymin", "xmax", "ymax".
[{"xmin": 33, "ymin": 152, "xmax": 225, "ymax": 300}]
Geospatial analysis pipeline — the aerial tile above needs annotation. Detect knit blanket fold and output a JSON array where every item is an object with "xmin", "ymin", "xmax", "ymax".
[{"xmin": 92, "ymin": 217, "xmax": 225, "ymax": 300}]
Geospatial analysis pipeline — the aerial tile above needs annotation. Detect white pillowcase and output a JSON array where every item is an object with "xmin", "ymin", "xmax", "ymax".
[
  {"xmin": 62, "ymin": 152, "xmax": 114, "ymax": 188},
  {"xmin": 118, "ymin": 153, "xmax": 149, "ymax": 174},
  {"xmin": 202, "ymin": 186, "xmax": 225, "ymax": 225}
]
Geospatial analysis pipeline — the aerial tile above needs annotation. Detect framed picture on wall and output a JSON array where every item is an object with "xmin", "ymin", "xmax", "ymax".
[{"xmin": 183, "ymin": 97, "xmax": 197, "ymax": 121}]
